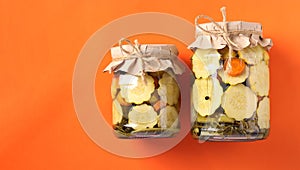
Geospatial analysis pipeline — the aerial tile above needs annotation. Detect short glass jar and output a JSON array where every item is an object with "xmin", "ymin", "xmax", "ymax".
[{"xmin": 104, "ymin": 39, "xmax": 185, "ymax": 138}]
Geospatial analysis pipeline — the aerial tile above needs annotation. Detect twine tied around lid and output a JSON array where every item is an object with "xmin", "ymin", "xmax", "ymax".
[
  {"xmin": 119, "ymin": 38, "xmax": 144, "ymax": 57},
  {"xmin": 103, "ymin": 39, "xmax": 185, "ymax": 77},
  {"xmin": 118, "ymin": 38, "xmax": 148, "ymax": 83},
  {"xmin": 195, "ymin": 7, "xmax": 241, "ymax": 72}
]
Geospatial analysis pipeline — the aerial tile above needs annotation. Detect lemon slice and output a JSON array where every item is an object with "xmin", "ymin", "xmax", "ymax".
[{"xmin": 221, "ymin": 84, "xmax": 257, "ymax": 121}]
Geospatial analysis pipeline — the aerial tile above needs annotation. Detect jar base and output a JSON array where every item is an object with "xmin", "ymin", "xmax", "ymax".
[
  {"xmin": 192, "ymin": 129, "xmax": 269, "ymax": 142},
  {"xmin": 114, "ymin": 128, "xmax": 180, "ymax": 139}
]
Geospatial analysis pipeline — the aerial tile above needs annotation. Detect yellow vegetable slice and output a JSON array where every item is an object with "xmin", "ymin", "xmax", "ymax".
[
  {"xmin": 158, "ymin": 73, "xmax": 180, "ymax": 105},
  {"xmin": 116, "ymin": 92, "xmax": 131, "ymax": 106},
  {"xmin": 257, "ymin": 97, "xmax": 270, "ymax": 129},
  {"xmin": 119, "ymin": 74, "xmax": 155, "ymax": 104},
  {"xmin": 128, "ymin": 104, "xmax": 158, "ymax": 130},
  {"xmin": 149, "ymin": 90, "xmax": 159, "ymax": 105},
  {"xmin": 218, "ymin": 114, "xmax": 235, "ymax": 123},
  {"xmin": 112, "ymin": 100, "xmax": 123, "ymax": 124},
  {"xmin": 192, "ymin": 77, "xmax": 223, "ymax": 116},
  {"xmin": 218, "ymin": 47, "xmax": 237, "ymax": 60},
  {"xmin": 192, "ymin": 48, "xmax": 221, "ymax": 79},
  {"xmin": 196, "ymin": 114, "xmax": 209, "ymax": 123},
  {"xmin": 263, "ymin": 50, "xmax": 270, "ymax": 65},
  {"xmin": 158, "ymin": 106, "xmax": 179, "ymax": 128},
  {"xmin": 238, "ymin": 45, "xmax": 264, "ymax": 65},
  {"xmin": 247, "ymin": 61, "xmax": 270, "ymax": 96},
  {"xmin": 111, "ymin": 76, "xmax": 120, "ymax": 100},
  {"xmin": 221, "ymin": 84, "xmax": 257, "ymax": 121}
]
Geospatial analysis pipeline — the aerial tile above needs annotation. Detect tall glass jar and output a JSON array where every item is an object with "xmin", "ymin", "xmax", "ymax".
[
  {"xmin": 189, "ymin": 18, "xmax": 273, "ymax": 141},
  {"xmin": 104, "ymin": 39, "xmax": 185, "ymax": 138}
]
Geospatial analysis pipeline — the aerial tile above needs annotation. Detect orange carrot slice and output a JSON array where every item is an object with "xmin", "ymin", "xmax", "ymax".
[{"xmin": 224, "ymin": 58, "xmax": 246, "ymax": 77}]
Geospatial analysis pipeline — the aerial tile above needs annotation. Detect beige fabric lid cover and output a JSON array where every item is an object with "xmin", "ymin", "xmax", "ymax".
[
  {"xmin": 103, "ymin": 43, "xmax": 185, "ymax": 76},
  {"xmin": 188, "ymin": 21, "xmax": 273, "ymax": 50}
]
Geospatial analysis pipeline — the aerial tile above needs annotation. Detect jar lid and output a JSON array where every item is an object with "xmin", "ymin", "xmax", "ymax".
[
  {"xmin": 104, "ymin": 39, "xmax": 185, "ymax": 76},
  {"xmin": 188, "ymin": 7, "xmax": 273, "ymax": 50},
  {"xmin": 196, "ymin": 21, "xmax": 262, "ymax": 35},
  {"xmin": 110, "ymin": 44, "xmax": 178, "ymax": 59}
]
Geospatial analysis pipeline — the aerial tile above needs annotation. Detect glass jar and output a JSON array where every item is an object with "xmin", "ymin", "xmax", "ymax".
[
  {"xmin": 189, "ymin": 17, "xmax": 273, "ymax": 141},
  {"xmin": 104, "ymin": 39, "xmax": 185, "ymax": 138}
]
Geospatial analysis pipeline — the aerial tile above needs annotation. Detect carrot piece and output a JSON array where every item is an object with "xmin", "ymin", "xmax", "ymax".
[
  {"xmin": 153, "ymin": 100, "xmax": 167, "ymax": 112},
  {"xmin": 224, "ymin": 58, "xmax": 246, "ymax": 77}
]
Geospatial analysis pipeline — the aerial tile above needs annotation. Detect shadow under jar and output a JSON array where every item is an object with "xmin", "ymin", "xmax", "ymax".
[
  {"xmin": 189, "ymin": 20, "xmax": 273, "ymax": 141},
  {"xmin": 104, "ymin": 39, "xmax": 185, "ymax": 138}
]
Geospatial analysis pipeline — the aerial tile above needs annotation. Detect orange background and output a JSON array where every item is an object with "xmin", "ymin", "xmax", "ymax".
[{"xmin": 1, "ymin": 0, "xmax": 300, "ymax": 169}]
